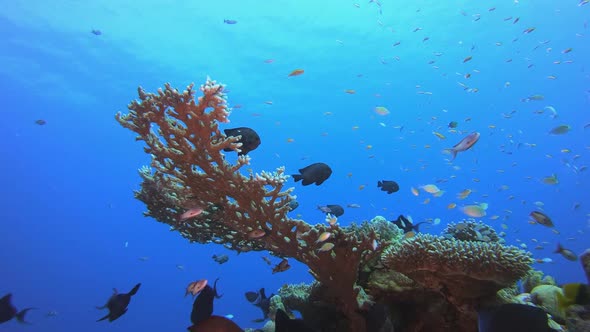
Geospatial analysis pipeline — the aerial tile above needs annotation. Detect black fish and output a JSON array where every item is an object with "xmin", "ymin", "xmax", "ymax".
[
  {"xmin": 292, "ymin": 163, "xmax": 332, "ymax": 186},
  {"xmin": 189, "ymin": 282, "xmax": 240, "ymax": 332},
  {"xmin": 212, "ymin": 254, "xmax": 229, "ymax": 264},
  {"xmin": 96, "ymin": 283, "xmax": 141, "ymax": 322},
  {"xmin": 223, "ymin": 127, "xmax": 261, "ymax": 156},
  {"xmin": 223, "ymin": 19, "xmax": 238, "ymax": 24},
  {"xmin": 477, "ymin": 303, "xmax": 554, "ymax": 332},
  {"xmin": 91, "ymin": 29, "xmax": 102, "ymax": 35},
  {"xmin": 0, "ymin": 294, "xmax": 35, "ymax": 324},
  {"xmin": 287, "ymin": 200, "xmax": 299, "ymax": 211},
  {"xmin": 244, "ymin": 288, "xmax": 272, "ymax": 322},
  {"xmin": 318, "ymin": 204, "xmax": 344, "ymax": 217},
  {"xmin": 377, "ymin": 180, "xmax": 399, "ymax": 194},
  {"xmin": 391, "ymin": 215, "xmax": 426, "ymax": 233},
  {"xmin": 275, "ymin": 309, "xmax": 315, "ymax": 332}
]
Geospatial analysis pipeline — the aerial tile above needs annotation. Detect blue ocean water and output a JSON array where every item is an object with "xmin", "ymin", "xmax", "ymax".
[{"xmin": 0, "ymin": 0, "xmax": 588, "ymax": 331}]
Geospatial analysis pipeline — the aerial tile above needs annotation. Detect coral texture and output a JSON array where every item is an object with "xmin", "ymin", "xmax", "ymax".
[{"xmin": 116, "ymin": 78, "xmax": 381, "ymax": 331}]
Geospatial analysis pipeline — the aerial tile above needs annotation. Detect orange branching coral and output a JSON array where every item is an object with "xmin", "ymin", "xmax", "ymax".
[
  {"xmin": 116, "ymin": 78, "xmax": 379, "ymax": 332},
  {"xmin": 381, "ymin": 234, "xmax": 533, "ymax": 301}
]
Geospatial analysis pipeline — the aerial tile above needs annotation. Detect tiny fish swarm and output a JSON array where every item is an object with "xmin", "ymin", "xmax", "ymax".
[{"xmin": 381, "ymin": 234, "xmax": 533, "ymax": 299}]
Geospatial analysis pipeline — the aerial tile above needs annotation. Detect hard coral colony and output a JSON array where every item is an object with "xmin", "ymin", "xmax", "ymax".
[{"xmin": 116, "ymin": 78, "xmax": 581, "ymax": 332}]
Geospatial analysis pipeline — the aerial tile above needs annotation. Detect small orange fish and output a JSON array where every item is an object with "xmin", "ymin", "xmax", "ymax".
[
  {"xmin": 288, "ymin": 69, "xmax": 304, "ymax": 77},
  {"xmin": 248, "ymin": 229, "xmax": 267, "ymax": 239},
  {"xmin": 345, "ymin": 89, "xmax": 356, "ymax": 94},
  {"xmin": 185, "ymin": 279, "xmax": 208, "ymax": 298},
  {"xmin": 180, "ymin": 207, "xmax": 204, "ymax": 221}
]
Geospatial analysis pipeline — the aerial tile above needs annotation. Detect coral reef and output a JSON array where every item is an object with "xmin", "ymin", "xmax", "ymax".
[
  {"xmin": 117, "ymin": 78, "xmax": 536, "ymax": 332},
  {"xmin": 566, "ymin": 305, "xmax": 590, "ymax": 332},
  {"xmin": 522, "ymin": 269, "xmax": 557, "ymax": 293},
  {"xmin": 530, "ymin": 285, "xmax": 565, "ymax": 322},
  {"xmin": 116, "ymin": 78, "xmax": 381, "ymax": 331},
  {"xmin": 443, "ymin": 219, "xmax": 503, "ymax": 243},
  {"xmin": 380, "ymin": 234, "xmax": 533, "ymax": 330}
]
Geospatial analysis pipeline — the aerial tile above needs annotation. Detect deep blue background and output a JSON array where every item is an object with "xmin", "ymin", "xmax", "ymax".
[{"xmin": 0, "ymin": 0, "xmax": 589, "ymax": 331}]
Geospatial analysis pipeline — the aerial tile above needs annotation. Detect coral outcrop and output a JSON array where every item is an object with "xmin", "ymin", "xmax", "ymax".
[{"xmin": 117, "ymin": 78, "xmax": 536, "ymax": 332}]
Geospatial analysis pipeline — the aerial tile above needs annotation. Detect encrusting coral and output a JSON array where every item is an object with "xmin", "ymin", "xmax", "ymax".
[{"xmin": 117, "ymin": 78, "xmax": 535, "ymax": 332}]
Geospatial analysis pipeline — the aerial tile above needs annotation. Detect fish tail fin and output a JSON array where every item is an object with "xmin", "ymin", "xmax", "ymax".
[
  {"xmin": 377, "ymin": 180, "xmax": 383, "ymax": 187},
  {"xmin": 16, "ymin": 308, "xmax": 36, "ymax": 324},
  {"xmin": 443, "ymin": 148, "xmax": 457, "ymax": 160},
  {"xmin": 554, "ymin": 243, "xmax": 563, "ymax": 254},
  {"xmin": 96, "ymin": 313, "xmax": 110, "ymax": 322},
  {"xmin": 292, "ymin": 174, "xmax": 302, "ymax": 182},
  {"xmin": 129, "ymin": 283, "xmax": 141, "ymax": 296},
  {"xmin": 413, "ymin": 222, "xmax": 427, "ymax": 232}
]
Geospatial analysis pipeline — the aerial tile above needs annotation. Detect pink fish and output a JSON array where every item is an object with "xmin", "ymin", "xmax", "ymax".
[
  {"xmin": 180, "ymin": 207, "xmax": 203, "ymax": 221},
  {"xmin": 446, "ymin": 132, "xmax": 480, "ymax": 160}
]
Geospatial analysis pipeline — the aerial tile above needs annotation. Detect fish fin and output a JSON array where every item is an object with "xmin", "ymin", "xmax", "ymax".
[
  {"xmin": 377, "ymin": 180, "xmax": 383, "ymax": 187},
  {"xmin": 245, "ymin": 291, "xmax": 260, "ymax": 303},
  {"xmin": 16, "ymin": 308, "xmax": 36, "ymax": 324},
  {"xmin": 97, "ymin": 313, "xmax": 110, "ymax": 322},
  {"xmin": 292, "ymin": 174, "xmax": 303, "ymax": 182},
  {"xmin": 128, "ymin": 283, "xmax": 141, "ymax": 296},
  {"xmin": 413, "ymin": 222, "xmax": 427, "ymax": 232},
  {"xmin": 554, "ymin": 243, "xmax": 563, "ymax": 253},
  {"xmin": 213, "ymin": 278, "xmax": 223, "ymax": 299}
]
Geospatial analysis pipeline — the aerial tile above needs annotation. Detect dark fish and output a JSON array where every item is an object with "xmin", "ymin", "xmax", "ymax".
[
  {"xmin": 223, "ymin": 19, "xmax": 238, "ymax": 24},
  {"xmin": 223, "ymin": 127, "xmax": 261, "ymax": 156},
  {"xmin": 188, "ymin": 315, "xmax": 242, "ymax": 332},
  {"xmin": 477, "ymin": 303, "xmax": 553, "ymax": 332},
  {"xmin": 0, "ymin": 294, "xmax": 35, "ymax": 324},
  {"xmin": 212, "ymin": 254, "xmax": 229, "ymax": 264},
  {"xmin": 448, "ymin": 121, "xmax": 458, "ymax": 128},
  {"xmin": 272, "ymin": 258, "xmax": 290, "ymax": 274},
  {"xmin": 287, "ymin": 200, "xmax": 299, "ymax": 211},
  {"xmin": 91, "ymin": 29, "xmax": 102, "ymax": 35},
  {"xmin": 244, "ymin": 288, "xmax": 273, "ymax": 322},
  {"xmin": 318, "ymin": 204, "xmax": 344, "ymax": 217},
  {"xmin": 530, "ymin": 211, "xmax": 554, "ymax": 227},
  {"xmin": 554, "ymin": 243, "xmax": 578, "ymax": 261},
  {"xmin": 34, "ymin": 119, "xmax": 46, "ymax": 125},
  {"xmin": 377, "ymin": 180, "xmax": 399, "ymax": 194},
  {"xmin": 188, "ymin": 282, "xmax": 240, "ymax": 332},
  {"xmin": 96, "ymin": 283, "xmax": 141, "ymax": 322},
  {"xmin": 274, "ymin": 309, "xmax": 315, "ymax": 332},
  {"xmin": 391, "ymin": 215, "xmax": 426, "ymax": 233},
  {"xmin": 292, "ymin": 163, "xmax": 332, "ymax": 186}
]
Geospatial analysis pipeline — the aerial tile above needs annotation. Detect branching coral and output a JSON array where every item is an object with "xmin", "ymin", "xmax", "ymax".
[{"xmin": 116, "ymin": 78, "xmax": 381, "ymax": 332}]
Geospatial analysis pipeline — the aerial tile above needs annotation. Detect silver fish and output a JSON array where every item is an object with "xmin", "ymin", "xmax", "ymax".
[{"xmin": 447, "ymin": 132, "xmax": 480, "ymax": 160}]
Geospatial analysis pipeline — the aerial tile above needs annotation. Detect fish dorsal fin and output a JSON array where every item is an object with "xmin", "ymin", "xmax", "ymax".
[
  {"xmin": 112, "ymin": 288, "xmax": 118, "ymax": 295},
  {"xmin": 0, "ymin": 293, "xmax": 11, "ymax": 304}
]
